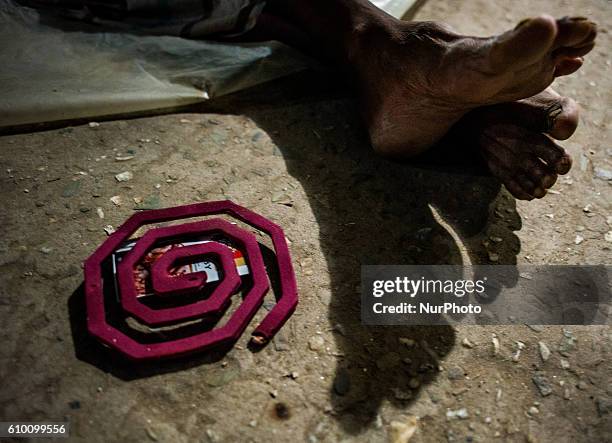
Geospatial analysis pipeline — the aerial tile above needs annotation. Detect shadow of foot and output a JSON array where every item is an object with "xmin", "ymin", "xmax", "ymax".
[
  {"xmin": 64, "ymin": 69, "xmax": 523, "ymax": 431},
  {"xmin": 213, "ymin": 72, "xmax": 522, "ymax": 433}
]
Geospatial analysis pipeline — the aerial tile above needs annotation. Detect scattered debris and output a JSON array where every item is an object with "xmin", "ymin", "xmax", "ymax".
[
  {"xmin": 461, "ymin": 338, "xmax": 475, "ymax": 349},
  {"xmin": 560, "ymin": 359, "xmax": 570, "ymax": 370},
  {"xmin": 399, "ymin": 337, "xmax": 416, "ymax": 347},
  {"xmin": 40, "ymin": 246, "xmax": 52, "ymax": 254},
  {"xmin": 447, "ymin": 366, "xmax": 465, "ymax": 380},
  {"xmin": 532, "ymin": 374, "xmax": 553, "ymax": 397},
  {"xmin": 308, "ymin": 336, "xmax": 325, "ymax": 352},
  {"xmin": 96, "ymin": 207, "xmax": 105, "ymax": 219},
  {"xmin": 558, "ymin": 329, "xmax": 576, "ymax": 356},
  {"xmin": 145, "ymin": 426, "xmax": 158, "ymax": 441},
  {"xmin": 115, "ymin": 154, "xmax": 135, "ymax": 161},
  {"xmin": 389, "ymin": 416, "xmax": 418, "ymax": 443},
  {"xmin": 446, "ymin": 408, "xmax": 469, "ymax": 420},
  {"xmin": 538, "ymin": 341, "xmax": 551, "ymax": 362},
  {"xmin": 512, "ymin": 341, "xmax": 526, "ymax": 362},
  {"xmin": 88, "ymin": 122, "xmax": 100, "ymax": 128},
  {"xmin": 115, "ymin": 171, "xmax": 133, "ymax": 182},
  {"xmin": 605, "ymin": 231, "xmax": 612, "ymax": 243},
  {"xmin": 332, "ymin": 323, "xmax": 346, "ymax": 336},
  {"xmin": 491, "ymin": 334, "xmax": 500, "ymax": 356},
  {"xmin": 103, "ymin": 225, "xmax": 116, "ymax": 235},
  {"xmin": 577, "ymin": 381, "xmax": 588, "ymax": 391},
  {"xmin": 110, "ymin": 196, "xmax": 122, "ymax": 206},
  {"xmin": 526, "ymin": 324, "xmax": 543, "ymax": 332},
  {"xmin": 594, "ymin": 167, "xmax": 612, "ymax": 181},
  {"xmin": 528, "ymin": 406, "xmax": 540, "ymax": 416},
  {"xmin": 574, "ymin": 234, "xmax": 584, "ymax": 245}
]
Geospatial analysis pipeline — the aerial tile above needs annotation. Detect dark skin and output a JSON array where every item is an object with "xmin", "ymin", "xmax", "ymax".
[{"xmin": 234, "ymin": 0, "xmax": 596, "ymax": 200}]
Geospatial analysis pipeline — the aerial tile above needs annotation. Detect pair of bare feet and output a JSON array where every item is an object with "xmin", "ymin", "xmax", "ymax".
[{"xmin": 354, "ymin": 15, "xmax": 596, "ymax": 200}]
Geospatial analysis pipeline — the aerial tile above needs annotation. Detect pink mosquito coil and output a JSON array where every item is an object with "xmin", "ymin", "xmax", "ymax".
[{"xmin": 83, "ymin": 201, "xmax": 298, "ymax": 360}]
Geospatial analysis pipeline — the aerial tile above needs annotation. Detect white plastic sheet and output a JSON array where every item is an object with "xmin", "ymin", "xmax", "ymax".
[{"xmin": 0, "ymin": 0, "xmax": 419, "ymax": 127}]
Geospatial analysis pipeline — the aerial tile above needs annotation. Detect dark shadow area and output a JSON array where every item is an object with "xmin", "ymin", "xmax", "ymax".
[
  {"xmin": 68, "ymin": 283, "xmax": 231, "ymax": 380},
  {"xmin": 201, "ymin": 73, "xmax": 523, "ymax": 432}
]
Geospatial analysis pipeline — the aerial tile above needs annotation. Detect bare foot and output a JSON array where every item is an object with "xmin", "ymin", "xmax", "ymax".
[
  {"xmin": 463, "ymin": 88, "xmax": 577, "ymax": 200},
  {"xmin": 353, "ymin": 16, "xmax": 596, "ymax": 157}
]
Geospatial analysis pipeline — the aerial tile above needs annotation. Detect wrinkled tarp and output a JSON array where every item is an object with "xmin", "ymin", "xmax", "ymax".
[{"xmin": 0, "ymin": 0, "xmax": 419, "ymax": 127}]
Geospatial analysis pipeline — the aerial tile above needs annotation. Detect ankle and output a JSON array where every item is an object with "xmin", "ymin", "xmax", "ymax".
[{"xmin": 345, "ymin": 13, "xmax": 399, "ymax": 67}]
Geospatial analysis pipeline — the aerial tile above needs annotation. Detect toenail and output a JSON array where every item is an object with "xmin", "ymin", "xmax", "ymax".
[{"xmin": 546, "ymin": 103, "xmax": 563, "ymax": 131}]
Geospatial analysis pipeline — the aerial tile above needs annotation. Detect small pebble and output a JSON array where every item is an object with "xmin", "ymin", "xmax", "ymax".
[
  {"xmin": 308, "ymin": 336, "xmax": 325, "ymax": 352},
  {"xmin": 446, "ymin": 408, "xmax": 469, "ymax": 420},
  {"xmin": 594, "ymin": 167, "xmax": 612, "ymax": 181},
  {"xmin": 447, "ymin": 366, "xmax": 465, "ymax": 380},
  {"xmin": 388, "ymin": 416, "xmax": 418, "ymax": 443},
  {"xmin": 461, "ymin": 338, "xmax": 475, "ymax": 348},
  {"xmin": 532, "ymin": 374, "xmax": 553, "ymax": 397},
  {"xmin": 491, "ymin": 334, "xmax": 500, "ymax": 356},
  {"xmin": 399, "ymin": 337, "xmax": 416, "ymax": 347},
  {"xmin": 115, "ymin": 171, "xmax": 133, "ymax": 182},
  {"xmin": 538, "ymin": 341, "xmax": 551, "ymax": 362}
]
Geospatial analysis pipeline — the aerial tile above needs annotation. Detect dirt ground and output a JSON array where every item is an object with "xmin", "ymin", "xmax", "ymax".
[{"xmin": 0, "ymin": 0, "xmax": 610, "ymax": 442}]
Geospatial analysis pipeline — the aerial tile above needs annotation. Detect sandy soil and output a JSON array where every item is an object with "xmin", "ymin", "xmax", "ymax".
[{"xmin": 0, "ymin": 0, "xmax": 610, "ymax": 442}]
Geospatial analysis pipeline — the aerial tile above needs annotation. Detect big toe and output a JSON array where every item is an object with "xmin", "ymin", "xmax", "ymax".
[
  {"xmin": 490, "ymin": 15, "xmax": 557, "ymax": 70},
  {"xmin": 491, "ymin": 88, "xmax": 580, "ymax": 140},
  {"xmin": 548, "ymin": 96, "xmax": 579, "ymax": 140},
  {"xmin": 522, "ymin": 89, "xmax": 580, "ymax": 140}
]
